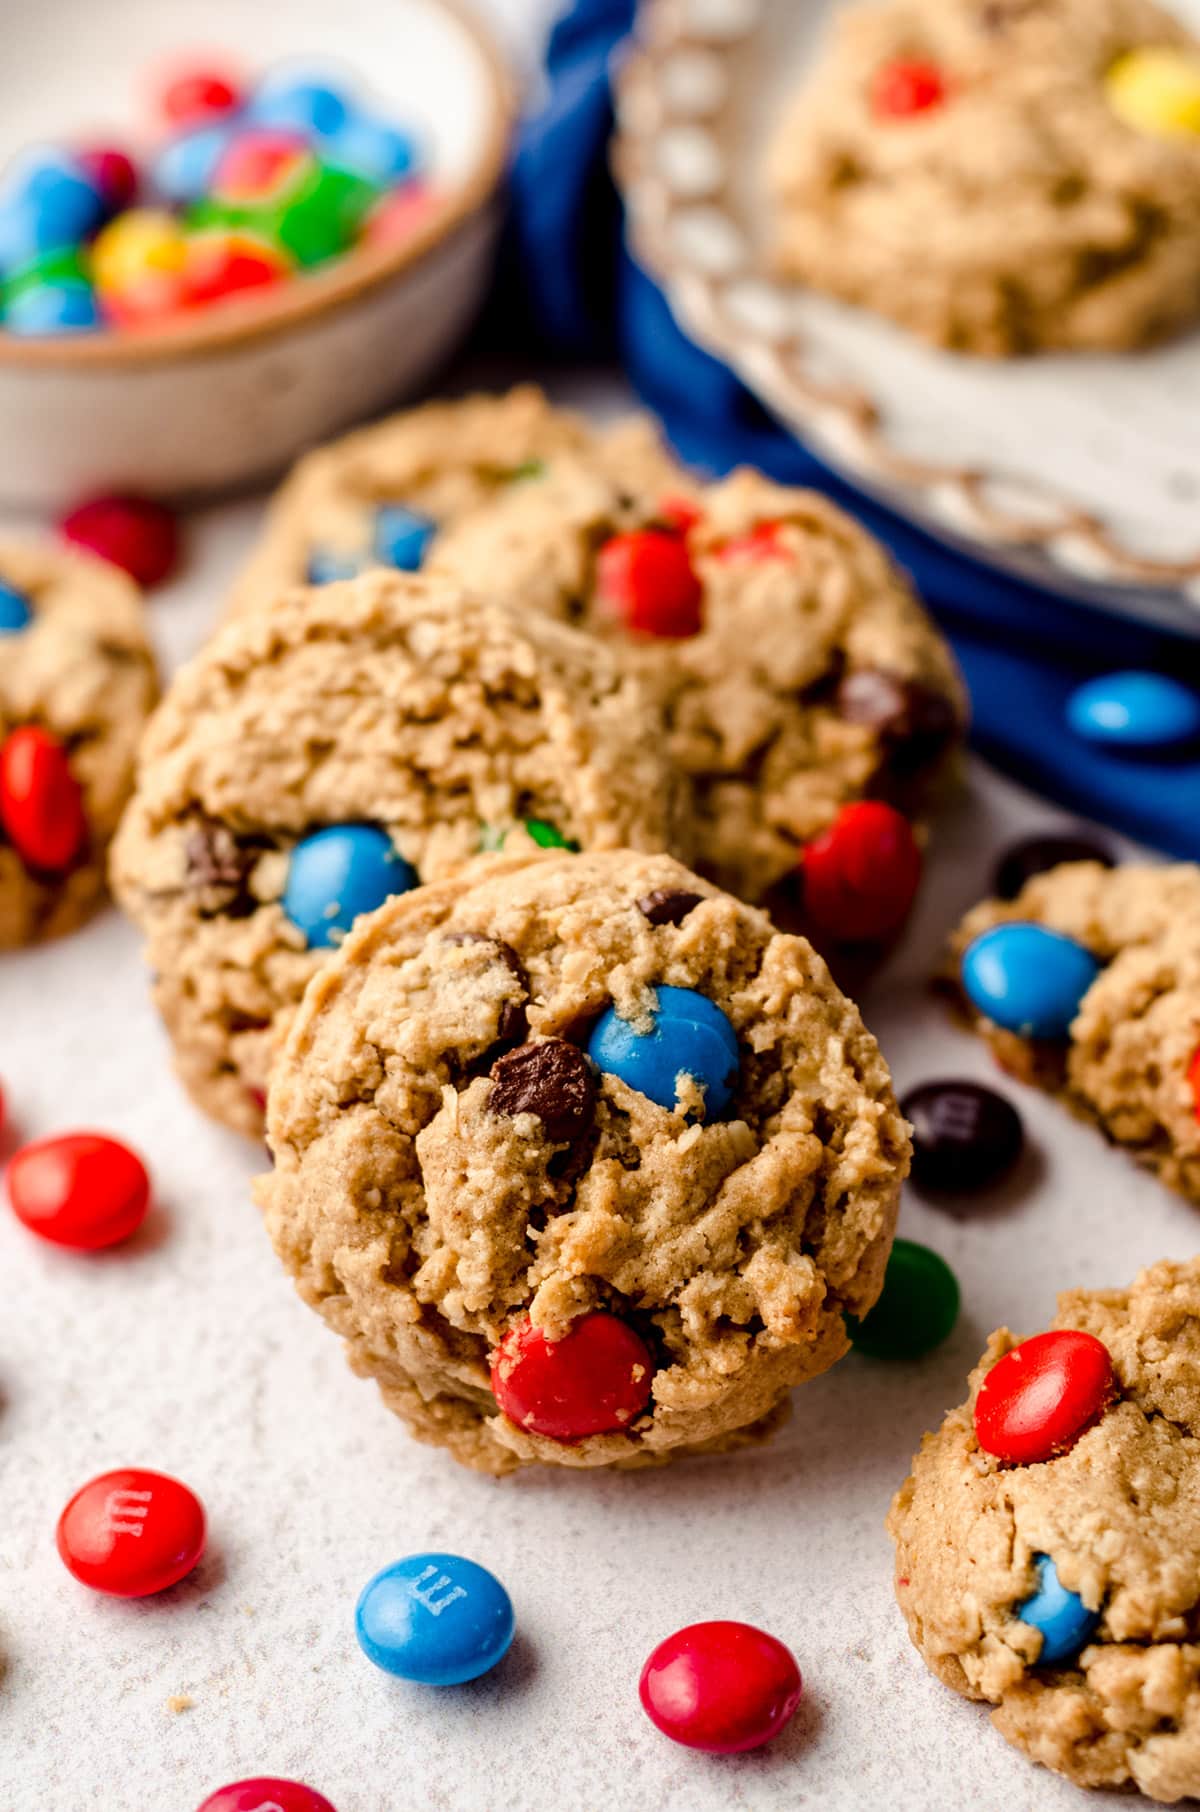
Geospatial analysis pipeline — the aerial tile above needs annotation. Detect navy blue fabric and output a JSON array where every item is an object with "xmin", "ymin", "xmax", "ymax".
[{"xmin": 499, "ymin": 0, "xmax": 1200, "ymax": 857}]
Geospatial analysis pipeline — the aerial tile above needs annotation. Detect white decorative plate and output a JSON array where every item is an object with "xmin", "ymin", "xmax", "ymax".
[{"xmin": 613, "ymin": 0, "xmax": 1200, "ymax": 630}]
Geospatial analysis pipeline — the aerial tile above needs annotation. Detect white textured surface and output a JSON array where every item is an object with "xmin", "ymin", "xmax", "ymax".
[{"xmin": 2, "ymin": 372, "xmax": 1195, "ymax": 1812}]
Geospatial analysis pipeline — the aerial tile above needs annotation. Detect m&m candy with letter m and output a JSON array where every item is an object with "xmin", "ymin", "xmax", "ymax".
[{"xmin": 57, "ymin": 1467, "xmax": 205, "ymax": 1596}]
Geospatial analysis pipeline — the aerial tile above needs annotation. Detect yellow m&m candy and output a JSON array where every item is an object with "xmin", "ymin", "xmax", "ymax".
[
  {"xmin": 1106, "ymin": 46, "xmax": 1200, "ymax": 140},
  {"xmin": 92, "ymin": 208, "xmax": 190, "ymax": 326},
  {"xmin": 92, "ymin": 209, "xmax": 187, "ymax": 295}
]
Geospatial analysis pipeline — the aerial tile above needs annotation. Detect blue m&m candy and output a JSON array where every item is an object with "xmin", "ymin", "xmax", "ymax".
[
  {"xmin": 587, "ymin": 985, "xmax": 739, "ymax": 1116},
  {"xmin": 0, "ymin": 581, "xmax": 32, "ymax": 633},
  {"xmin": 306, "ymin": 548, "xmax": 363, "ymax": 586},
  {"xmin": 248, "ymin": 76, "xmax": 351, "ymax": 139},
  {"xmin": 355, "ymin": 1552, "xmax": 514, "ymax": 1685},
  {"xmin": 1016, "ymin": 1553, "xmax": 1100, "ymax": 1667},
  {"xmin": 961, "ymin": 923, "xmax": 1100, "ymax": 1039},
  {"xmin": 154, "ymin": 124, "xmax": 236, "ymax": 206},
  {"xmin": 282, "ymin": 824, "xmax": 417, "ymax": 949},
  {"xmin": 0, "ymin": 153, "xmax": 105, "ymax": 270},
  {"xmin": 1066, "ymin": 672, "xmax": 1200, "ymax": 752},
  {"xmin": 4, "ymin": 280, "xmax": 100, "ymax": 336},
  {"xmin": 325, "ymin": 118, "xmax": 416, "ymax": 185},
  {"xmin": 373, "ymin": 504, "xmax": 436, "ymax": 572}
]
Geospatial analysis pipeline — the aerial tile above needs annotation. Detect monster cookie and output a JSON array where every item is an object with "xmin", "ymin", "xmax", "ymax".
[
  {"xmin": 437, "ymin": 461, "xmax": 965, "ymax": 915},
  {"xmin": 0, "ymin": 539, "xmax": 158, "ymax": 947},
  {"xmin": 111, "ymin": 572, "xmax": 686, "ymax": 1136},
  {"xmin": 765, "ymin": 0, "xmax": 1200, "ymax": 356},
  {"xmin": 259, "ymin": 849, "xmax": 910, "ymax": 1474},
  {"xmin": 228, "ymin": 385, "xmax": 684, "ymax": 617},
  {"xmin": 889, "ymin": 1258, "xmax": 1200, "ymax": 1800},
  {"xmin": 948, "ymin": 860, "xmax": 1200, "ymax": 1203}
]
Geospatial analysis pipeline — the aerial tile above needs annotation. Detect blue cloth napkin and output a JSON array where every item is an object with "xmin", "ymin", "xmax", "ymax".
[{"xmin": 495, "ymin": 0, "xmax": 1200, "ymax": 860}]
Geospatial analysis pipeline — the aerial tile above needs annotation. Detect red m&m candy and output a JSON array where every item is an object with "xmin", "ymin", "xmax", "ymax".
[
  {"xmin": 714, "ymin": 521, "xmax": 790, "ymax": 562},
  {"xmin": 640, "ymin": 1620, "xmax": 802, "ymax": 1753},
  {"xmin": 184, "ymin": 234, "xmax": 290, "ymax": 306},
  {"xmin": 161, "ymin": 68, "xmax": 243, "ymax": 128},
  {"xmin": 801, "ymin": 799, "xmax": 922, "ymax": 943},
  {"xmin": 76, "ymin": 146, "xmax": 138, "ymax": 214},
  {"xmin": 197, "ymin": 1782, "xmax": 337, "ymax": 1812},
  {"xmin": 1188, "ymin": 1046, "xmax": 1200, "ymax": 1124},
  {"xmin": 872, "ymin": 59, "xmax": 947, "ymax": 118},
  {"xmin": 60, "ymin": 493, "xmax": 180, "ymax": 586},
  {"xmin": 7, "ymin": 1132, "xmax": 150, "ymax": 1250},
  {"xmin": 491, "ymin": 1311, "xmax": 654, "ymax": 1441},
  {"xmin": 974, "ymin": 1329, "xmax": 1115, "ymax": 1466},
  {"xmin": 0, "ymin": 726, "xmax": 87, "ymax": 873},
  {"xmin": 596, "ymin": 530, "xmax": 703, "ymax": 639},
  {"xmin": 57, "ymin": 1467, "xmax": 205, "ymax": 1596}
]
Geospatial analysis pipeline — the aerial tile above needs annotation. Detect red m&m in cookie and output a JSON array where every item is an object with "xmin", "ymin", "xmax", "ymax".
[
  {"xmin": 491, "ymin": 1311, "xmax": 654, "ymax": 1441},
  {"xmin": 0, "ymin": 725, "xmax": 87, "ymax": 874},
  {"xmin": 801, "ymin": 799, "xmax": 921, "ymax": 943},
  {"xmin": 640, "ymin": 1620, "xmax": 803, "ymax": 1753},
  {"xmin": 596, "ymin": 529, "xmax": 702, "ymax": 638},
  {"xmin": 1189, "ymin": 1046, "xmax": 1200, "ymax": 1125},
  {"xmin": 872, "ymin": 59, "xmax": 947, "ymax": 118},
  {"xmin": 974, "ymin": 1330, "xmax": 1115, "ymax": 1465},
  {"xmin": 57, "ymin": 1467, "xmax": 205, "ymax": 1596}
]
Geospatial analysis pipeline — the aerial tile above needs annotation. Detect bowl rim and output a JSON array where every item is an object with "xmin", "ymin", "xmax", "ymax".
[{"xmin": 0, "ymin": 0, "xmax": 513, "ymax": 370}]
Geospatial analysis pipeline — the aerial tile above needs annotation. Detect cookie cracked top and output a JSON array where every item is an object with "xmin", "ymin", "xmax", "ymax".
[
  {"xmin": 765, "ymin": 0, "xmax": 1200, "ymax": 355},
  {"xmin": 112, "ymin": 572, "xmax": 687, "ymax": 1136},
  {"xmin": 259, "ymin": 849, "xmax": 910, "ymax": 1474}
]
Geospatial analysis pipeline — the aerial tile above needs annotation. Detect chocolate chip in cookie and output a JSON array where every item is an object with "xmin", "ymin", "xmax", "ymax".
[
  {"xmin": 637, "ymin": 888, "xmax": 704, "ymax": 927},
  {"xmin": 837, "ymin": 670, "xmax": 959, "ymax": 773},
  {"xmin": 489, "ymin": 1039, "xmax": 597, "ymax": 1144},
  {"xmin": 185, "ymin": 822, "xmax": 256, "ymax": 900}
]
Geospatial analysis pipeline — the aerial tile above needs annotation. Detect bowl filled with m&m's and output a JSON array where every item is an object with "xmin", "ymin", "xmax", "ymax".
[{"xmin": 0, "ymin": 0, "xmax": 511, "ymax": 504}]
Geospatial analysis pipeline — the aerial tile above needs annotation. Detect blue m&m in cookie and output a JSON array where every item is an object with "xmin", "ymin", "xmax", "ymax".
[
  {"xmin": 373, "ymin": 504, "xmax": 436, "ymax": 572},
  {"xmin": 282, "ymin": 824, "xmax": 417, "ymax": 949},
  {"xmin": 355, "ymin": 1552, "xmax": 514, "ymax": 1685},
  {"xmin": 961, "ymin": 923, "xmax": 1100, "ymax": 1039},
  {"xmin": 587, "ymin": 985, "xmax": 739, "ymax": 1116},
  {"xmin": 1066, "ymin": 672, "xmax": 1200, "ymax": 751},
  {"xmin": 1015, "ymin": 1553, "xmax": 1100, "ymax": 1667},
  {"xmin": 0, "ymin": 581, "xmax": 32, "ymax": 634}
]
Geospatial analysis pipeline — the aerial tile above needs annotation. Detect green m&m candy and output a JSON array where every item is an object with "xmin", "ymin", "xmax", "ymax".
[
  {"xmin": 848, "ymin": 1237, "xmax": 960, "ymax": 1360},
  {"xmin": 273, "ymin": 162, "xmax": 378, "ymax": 267}
]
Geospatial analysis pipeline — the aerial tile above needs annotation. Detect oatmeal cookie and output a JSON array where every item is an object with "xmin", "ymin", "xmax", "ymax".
[
  {"xmin": 889, "ymin": 1257, "xmax": 1200, "ymax": 1801},
  {"xmin": 947, "ymin": 860, "xmax": 1200, "ymax": 1203},
  {"xmin": 0, "ymin": 539, "xmax": 158, "ymax": 947},
  {"xmin": 228, "ymin": 385, "xmax": 685, "ymax": 617},
  {"xmin": 436, "ymin": 461, "xmax": 965, "ymax": 908},
  {"xmin": 259, "ymin": 849, "xmax": 910, "ymax": 1474},
  {"xmin": 765, "ymin": 0, "xmax": 1200, "ymax": 355},
  {"xmin": 112, "ymin": 572, "xmax": 686, "ymax": 1136}
]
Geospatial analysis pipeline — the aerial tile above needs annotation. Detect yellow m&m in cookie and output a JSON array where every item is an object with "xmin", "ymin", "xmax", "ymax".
[{"xmin": 1106, "ymin": 46, "xmax": 1200, "ymax": 139}]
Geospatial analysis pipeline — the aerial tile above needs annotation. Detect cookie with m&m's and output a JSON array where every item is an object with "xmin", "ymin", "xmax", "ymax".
[
  {"xmin": 0, "ymin": 538, "xmax": 158, "ymax": 946},
  {"xmin": 889, "ymin": 1258, "xmax": 1200, "ymax": 1800},
  {"xmin": 765, "ymin": 0, "xmax": 1200, "ymax": 356},
  {"xmin": 226, "ymin": 385, "xmax": 684, "ymax": 618},
  {"xmin": 258, "ymin": 849, "xmax": 910, "ymax": 1473},
  {"xmin": 948, "ymin": 859, "xmax": 1200, "ymax": 1203},
  {"xmin": 111, "ymin": 570, "xmax": 687, "ymax": 1136},
  {"xmin": 436, "ymin": 463, "xmax": 965, "ymax": 921}
]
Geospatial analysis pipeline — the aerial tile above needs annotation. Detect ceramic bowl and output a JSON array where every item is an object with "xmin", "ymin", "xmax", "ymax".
[{"xmin": 0, "ymin": 0, "xmax": 512, "ymax": 506}]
